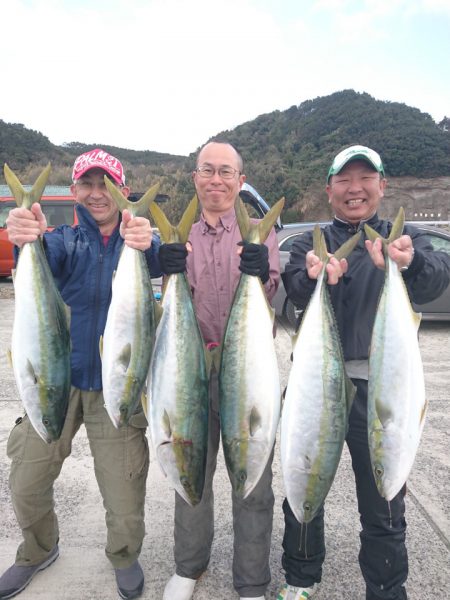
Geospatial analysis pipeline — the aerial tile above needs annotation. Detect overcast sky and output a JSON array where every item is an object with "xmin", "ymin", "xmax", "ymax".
[{"xmin": 2, "ymin": 0, "xmax": 449, "ymax": 156}]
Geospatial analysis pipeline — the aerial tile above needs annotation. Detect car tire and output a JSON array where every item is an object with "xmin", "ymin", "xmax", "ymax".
[{"xmin": 284, "ymin": 299, "xmax": 303, "ymax": 330}]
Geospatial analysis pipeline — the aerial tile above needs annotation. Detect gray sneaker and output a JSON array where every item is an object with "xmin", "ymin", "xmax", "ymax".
[
  {"xmin": 115, "ymin": 561, "xmax": 144, "ymax": 599},
  {"xmin": 0, "ymin": 545, "xmax": 59, "ymax": 599}
]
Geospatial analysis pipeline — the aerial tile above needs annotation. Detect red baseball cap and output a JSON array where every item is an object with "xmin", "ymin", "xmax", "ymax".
[{"xmin": 72, "ymin": 148, "xmax": 125, "ymax": 185}]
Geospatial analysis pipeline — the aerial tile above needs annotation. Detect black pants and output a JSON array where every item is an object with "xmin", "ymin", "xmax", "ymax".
[{"xmin": 281, "ymin": 379, "xmax": 408, "ymax": 600}]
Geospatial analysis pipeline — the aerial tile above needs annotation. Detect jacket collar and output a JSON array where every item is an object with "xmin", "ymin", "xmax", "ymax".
[
  {"xmin": 332, "ymin": 212, "xmax": 381, "ymax": 233},
  {"xmin": 75, "ymin": 203, "xmax": 120, "ymax": 236}
]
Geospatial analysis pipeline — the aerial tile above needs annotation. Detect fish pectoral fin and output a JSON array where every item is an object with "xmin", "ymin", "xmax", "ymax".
[
  {"xmin": 140, "ymin": 390, "xmax": 148, "ymax": 419},
  {"xmin": 26, "ymin": 359, "xmax": 39, "ymax": 385},
  {"xmin": 420, "ymin": 399, "xmax": 428, "ymax": 425},
  {"xmin": 117, "ymin": 343, "xmax": 132, "ymax": 370},
  {"xmin": 345, "ymin": 376, "xmax": 357, "ymax": 413},
  {"xmin": 375, "ymin": 397, "xmax": 393, "ymax": 427},
  {"xmin": 154, "ymin": 301, "xmax": 164, "ymax": 326},
  {"xmin": 208, "ymin": 345, "xmax": 222, "ymax": 375},
  {"xmin": 162, "ymin": 409, "xmax": 172, "ymax": 438},
  {"xmin": 249, "ymin": 406, "xmax": 262, "ymax": 436}
]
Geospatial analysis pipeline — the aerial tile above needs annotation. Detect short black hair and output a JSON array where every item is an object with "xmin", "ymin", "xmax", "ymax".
[{"xmin": 197, "ymin": 139, "xmax": 244, "ymax": 172}]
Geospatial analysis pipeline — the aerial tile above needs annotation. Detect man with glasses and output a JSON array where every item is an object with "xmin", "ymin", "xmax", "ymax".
[
  {"xmin": 277, "ymin": 145, "xmax": 450, "ymax": 600},
  {"xmin": 158, "ymin": 141, "xmax": 281, "ymax": 600},
  {"xmin": 0, "ymin": 149, "xmax": 161, "ymax": 600}
]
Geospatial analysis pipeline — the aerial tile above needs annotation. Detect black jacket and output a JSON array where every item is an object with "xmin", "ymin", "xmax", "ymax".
[{"xmin": 282, "ymin": 213, "xmax": 450, "ymax": 362}]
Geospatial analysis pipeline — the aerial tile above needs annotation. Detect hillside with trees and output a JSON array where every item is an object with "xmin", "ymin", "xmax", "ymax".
[{"xmin": 1, "ymin": 90, "xmax": 449, "ymax": 222}]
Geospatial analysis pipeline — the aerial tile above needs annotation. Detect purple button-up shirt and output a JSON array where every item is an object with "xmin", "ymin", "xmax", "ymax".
[{"xmin": 186, "ymin": 207, "xmax": 280, "ymax": 346}]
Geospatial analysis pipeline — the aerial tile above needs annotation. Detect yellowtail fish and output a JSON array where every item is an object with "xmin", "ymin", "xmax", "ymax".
[
  {"xmin": 146, "ymin": 196, "xmax": 209, "ymax": 506},
  {"xmin": 281, "ymin": 227, "xmax": 360, "ymax": 523},
  {"xmin": 365, "ymin": 208, "xmax": 427, "ymax": 501},
  {"xmin": 101, "ymin": 178, "xmax": 160, "ymax": 428},
  {"xmin": 219, "ymin": 196, "xmax": 284, "ymax": 498},
  {"xmin": 6, "ymin": 164, "xmax": 71, "ymax": 443}
]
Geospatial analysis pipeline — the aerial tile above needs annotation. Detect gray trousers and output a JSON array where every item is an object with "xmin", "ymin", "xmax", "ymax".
[
  {"xmin": 173, "ymin": 372, "xmax": 275, "ymax": 597},
  {"xmin": 7, "ymin": 387, "xmax": 149, "ymax": 569}
]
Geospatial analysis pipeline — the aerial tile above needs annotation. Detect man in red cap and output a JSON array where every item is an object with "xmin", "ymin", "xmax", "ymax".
[{"xmin": 0, "ymin": 149, "xmax": 161, "ymax": 600}]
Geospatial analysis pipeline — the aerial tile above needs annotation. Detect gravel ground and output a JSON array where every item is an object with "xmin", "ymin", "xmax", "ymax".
[{"xmin": 0, "ymin": 279, "xmax": 448, "ymax": 600}]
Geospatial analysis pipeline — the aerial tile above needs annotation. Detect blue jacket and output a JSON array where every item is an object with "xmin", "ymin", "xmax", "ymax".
[{"xmin": 42, "ymin": 204, "xmax": 161, "ymax": 391}]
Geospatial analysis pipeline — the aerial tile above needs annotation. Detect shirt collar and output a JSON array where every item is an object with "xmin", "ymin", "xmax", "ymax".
[{"xmin": 199, "ymin": 207, "xmax": 236, "ymax": 234}]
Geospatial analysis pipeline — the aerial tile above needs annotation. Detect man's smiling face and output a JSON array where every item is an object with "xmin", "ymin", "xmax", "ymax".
[{"xmin": 326, "ymin": 159, "xmax": 386, "ymax": 225}]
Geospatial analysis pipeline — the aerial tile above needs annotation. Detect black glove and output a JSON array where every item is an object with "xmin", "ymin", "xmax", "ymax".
[
  {"xmin": 159, "ymin": 243, "xmax": 188, "ymax": 275},
  {"xmin": 238, "ymin": 242, "xmax": 270, "ymax": 284}
]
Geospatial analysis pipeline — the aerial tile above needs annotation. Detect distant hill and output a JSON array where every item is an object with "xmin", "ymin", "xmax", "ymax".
[
  {"xmin": 1, "ymin": 89, "xmax": 449, "ymax": 222},
  {"xmin": 207, "ymin": 89, "xmax": 450, "ymax": 221}
]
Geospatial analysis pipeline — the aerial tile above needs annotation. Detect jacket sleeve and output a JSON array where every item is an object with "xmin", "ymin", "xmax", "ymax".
[
  {"xmin": 402, "ymin": 226, "xmax": 450, "ymax": 305},
  {"xmin": 281, "ymin": 230, "xmax": 317, "ymax": 311},
  {"xmin": 144, "ymin": 232, "xmax": 162, "ymax": 278}
]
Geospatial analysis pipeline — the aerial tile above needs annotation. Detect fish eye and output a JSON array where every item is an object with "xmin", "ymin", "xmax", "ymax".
[
  {"xmin": 238, "ymin": 471, "xmax": 247, "ymax": 483},
  {"xmin": 374, "ymin": 464, "xmax": 384, "ymax": 477}
]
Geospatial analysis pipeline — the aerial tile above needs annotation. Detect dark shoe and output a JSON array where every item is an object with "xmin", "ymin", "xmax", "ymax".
[
  {"xmin": 0, "ymin": 545, "xmax": 59, "ymax": 599},
  {"xmin": 115, "ymin": 561, "xmax": 144, "ymax": 599}
]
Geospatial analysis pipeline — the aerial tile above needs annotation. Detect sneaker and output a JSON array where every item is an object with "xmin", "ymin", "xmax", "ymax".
[
  {"xmin": 163, "ymin": 573, "xmax": 197, "ymax": 600},
  {"xmin": 0, "ymin": 545, "xmax": 59, "ymax": 599},
  {"xmin": 115, "ymin": 561, "xmax": 144, "ymax": 599},
  {"xmin": 277, "ymin": 582, "xmax": 318, "ymax": 600}
]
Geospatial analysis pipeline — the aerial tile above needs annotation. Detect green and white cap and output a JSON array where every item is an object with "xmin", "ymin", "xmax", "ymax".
[{"xmin": 327, "ymin": 145, "xmax": 385, "ymax": 182}]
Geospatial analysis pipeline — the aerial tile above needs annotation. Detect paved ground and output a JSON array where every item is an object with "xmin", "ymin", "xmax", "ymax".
[{"xmin": 0, "ymin": 281, "xmax": 449, "ymax": 599}]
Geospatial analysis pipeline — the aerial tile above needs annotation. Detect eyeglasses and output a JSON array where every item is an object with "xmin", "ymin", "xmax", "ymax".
[{"xmin": 195, "ymin": 165, "xmax": 240, "ymax": 179}]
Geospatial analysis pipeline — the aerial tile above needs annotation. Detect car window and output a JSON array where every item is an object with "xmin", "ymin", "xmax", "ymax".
[
  {"xmin": 0, "ymin": 200, "xmax": 75, "ymax": 228},
  {"xmin": 425, "ymin": 232, "xmax": 450, "ymax": 255},
  {"xmin": 0, "ymin": 202, "xmax": 14, "ymax": 227},
  {"xmin": 41, "ymin": 202, "xmax": 75, "ymax": 227},
  {"xmin": 279, "ymin": 233, "xmax": 306, "ymax": 252}
]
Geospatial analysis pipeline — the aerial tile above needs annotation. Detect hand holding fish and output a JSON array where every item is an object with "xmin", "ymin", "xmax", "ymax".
[
  {"xmin": 6, "ymin": 203, "xmax": 47, "ymax": 247},
  {"xmin": 365, "ymin": 235, "xmax": 414, "ymax": 271},
  {"xmin": 306, "ymin": 249, "xmax": 348, "ymax": 284},
  {"xmin": 120, "ymin": 209, "xmax": 153, "ymax": 251}
]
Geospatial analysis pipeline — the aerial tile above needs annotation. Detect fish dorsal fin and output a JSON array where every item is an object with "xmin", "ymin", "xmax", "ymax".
[
  {"xmin": 4, "ymin": 163, "xmax": 51, "ymax": 209},
  {"xmin": 104, "ymin": 177, "xmax": 160, "ymax": 218},
  {"xmin": 235, "ymin": 196, "xmax": 285, "ymax": 244}
]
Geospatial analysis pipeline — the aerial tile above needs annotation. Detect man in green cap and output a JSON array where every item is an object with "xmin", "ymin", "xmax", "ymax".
[{"xmin": 277, "ymin": 145, "xmax": 450, "ymax": 600}]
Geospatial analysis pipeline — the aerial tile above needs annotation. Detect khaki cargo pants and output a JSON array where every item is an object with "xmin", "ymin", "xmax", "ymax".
[{"xmin": 7, "ymin": 387, "xmax": 149, "ymax": 569}]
